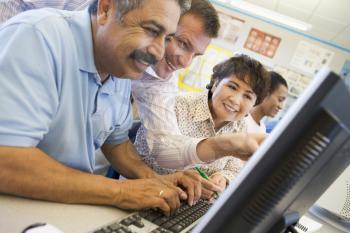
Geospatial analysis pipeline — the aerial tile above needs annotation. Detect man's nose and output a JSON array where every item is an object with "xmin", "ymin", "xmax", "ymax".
[
  {"xmin": 147, "ymin": 37, "xmax": 166, "ymax": 63},
  {"xmin": 179, "ymin": 52, "xmax": 194, "ymax": 68}
]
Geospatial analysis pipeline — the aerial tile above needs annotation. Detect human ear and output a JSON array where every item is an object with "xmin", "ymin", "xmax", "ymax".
[
  {"xmin": 211, "ymin": 80, "xmax": 219, "ymax": 93},
  {"xmin": 97, "ymin": 0, "xmax": 114, "ymax": 24}
]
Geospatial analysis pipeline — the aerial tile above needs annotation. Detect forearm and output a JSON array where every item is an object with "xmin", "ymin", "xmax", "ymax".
[
  {"xmin": 149, "ymin": 132, "xmax": 204, "ymax": 169},
  {"xmin": 102, "ymin": 141, "xmax": 157, "ymax": 179},
  {"xmin": 196, "ymin": 135, "xmax": 233, "ymax": 162},
  {"xmin": 196, "ymin": 133, "xmax": 260, "ymax": 162},
  {"xmin": 0, "ymin": 146, "xmax": 119, "ymax": 205}
]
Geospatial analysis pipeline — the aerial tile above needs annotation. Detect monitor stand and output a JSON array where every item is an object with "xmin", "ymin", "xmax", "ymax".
[{"xmin": 269, "ymin": 212, "xmax": 300, "ymax": 233}]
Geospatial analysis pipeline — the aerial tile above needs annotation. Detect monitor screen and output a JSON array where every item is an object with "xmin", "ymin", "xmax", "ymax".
[{"xmin": 193, "ymin": 68, "xmax": 350, "ymax": 233}]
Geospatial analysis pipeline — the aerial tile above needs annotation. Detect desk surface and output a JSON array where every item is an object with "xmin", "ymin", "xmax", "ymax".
[
  {"xmin": 0, "ymin": 194, "xmax": 129, "ymax": 233},
  {"xmin": 0, "ymin": 194, "xmax": 345, "ymax": 233}
]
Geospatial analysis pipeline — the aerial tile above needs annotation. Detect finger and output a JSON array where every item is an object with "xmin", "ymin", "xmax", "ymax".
[
  {"xmin": 176, "ymin": 187, "xmax": 188, "ymax": 200},
  {"xmin": 193, "ymin": 178, "xmax": 202, "ymax": 203},
  {"xmin": 201, "ymin": 178, "xmax": 221, "ymax": 192},
  {"xmin": 201, "ymin": 188, "xmax": 213, "ymax": 200},
  {"xmin": 163, "ymin": 189, "xmax": 181, "ymax": 215},
  {"xmin": 180, "ymin": 176, "xmax": 196, "ymax": 206},
  {"xmin": 175, "ymin": 171, "xmax": 199, "ymax": 206},
  {"xmin": 153, "ymin": 198, "xmax": 171, "ymax": 216}
]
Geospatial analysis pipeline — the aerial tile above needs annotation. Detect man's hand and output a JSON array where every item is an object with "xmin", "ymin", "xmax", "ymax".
[
  {"xmin": 161, "ymin": 170, "xmax": 222, "ymax": 205},
  {"xmin": 115, "ymin": 178, "xmax": 186, "ymax": 216}
]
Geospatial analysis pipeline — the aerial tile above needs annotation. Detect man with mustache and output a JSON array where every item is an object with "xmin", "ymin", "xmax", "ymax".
[{"xmin": 0, "ymin": 0, "xmax": 221, "ymax": 215}]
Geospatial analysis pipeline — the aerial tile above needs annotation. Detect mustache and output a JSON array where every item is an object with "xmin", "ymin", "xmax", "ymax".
[{"xmin": 130, "ymin": 50, "xmax": 157, "ymax": 66}]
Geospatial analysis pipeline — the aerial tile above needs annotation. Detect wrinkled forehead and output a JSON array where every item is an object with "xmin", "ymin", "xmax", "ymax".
[
  {"xmin": 177, "ymin": 13, "xmax": 211, "ymax": 53},
  {"xmin": 125, "ymin": 0, "xmax": 181, "ymax": 34}
]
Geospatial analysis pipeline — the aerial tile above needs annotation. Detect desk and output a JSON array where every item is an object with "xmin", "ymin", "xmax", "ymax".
[
  {"xmin": 0, "ymin": 194, "xmax": 345, "ymax": 233},
  {"xmin": 0, "ymin": 194, "xmax": 129, "ymax": 233}
]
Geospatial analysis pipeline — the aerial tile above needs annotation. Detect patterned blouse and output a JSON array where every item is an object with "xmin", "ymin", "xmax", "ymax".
[{"xmin": 134, "ymin": 91, "xmax": 247, "ymax": 182}]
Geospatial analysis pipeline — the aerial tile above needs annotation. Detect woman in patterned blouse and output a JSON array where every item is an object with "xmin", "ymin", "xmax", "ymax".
[{"xmin": 135, "ymin": 55, "xmax": 270, "ymax": 193}]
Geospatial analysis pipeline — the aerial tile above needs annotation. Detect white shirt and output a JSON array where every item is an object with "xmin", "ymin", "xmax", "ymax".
[
  {"xmin": 132, "ymin": 67, "xmax": 203, "ymax": 169},
  {"xmin": 0, "ymin": 0, "xmax": 90, "ymax": 23},
  {"xmin": 245, "ymin": 114, "xmax": 266, "ymax": 133}
]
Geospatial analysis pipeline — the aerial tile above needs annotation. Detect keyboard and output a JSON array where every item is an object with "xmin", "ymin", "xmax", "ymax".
[{"xmin": 91, "ymin": 199, "xmax": 211, "ymax": 233}]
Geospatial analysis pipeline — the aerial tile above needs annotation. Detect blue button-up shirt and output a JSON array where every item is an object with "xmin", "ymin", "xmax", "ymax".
[
  {"xmin": 0, "ymin": 8, "xmax": 132, "ymax": 173},
  {"xmin": 0, "ymin": 0, "xmax": 91, "ymax": 23}
]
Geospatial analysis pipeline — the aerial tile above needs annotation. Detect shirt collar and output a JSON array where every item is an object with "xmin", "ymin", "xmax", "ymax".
[
  {"xmin": 144, "ymin": 67, "xmax": 174, "ymax": 81},
  {"xmin": 68, "ymin": 9, "xmax": 98, "ymax": 74},
  {"xmin": 192, "ymin": 92, "xmax": 213, "ymax": 122},
  {"xmin": 191, "ymin": 92, "xmax": 237, "ymax": 131}
]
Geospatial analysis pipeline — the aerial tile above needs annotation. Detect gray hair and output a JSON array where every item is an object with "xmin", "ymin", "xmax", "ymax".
[{"xmin": 88, "ymin": 0, "xmax": 191, "ymax": 21}]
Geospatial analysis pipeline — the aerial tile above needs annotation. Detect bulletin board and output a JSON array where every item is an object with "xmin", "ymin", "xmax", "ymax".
[
  {"xmin": 217, "ymin": 11, "xmax": 245, "ymax": 44},
  {"xmin": 244, "ymin": 28, "xmax": 281, "ymax": 58}
]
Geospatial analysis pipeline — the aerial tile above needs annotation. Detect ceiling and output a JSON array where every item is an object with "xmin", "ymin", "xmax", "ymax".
[{"xmin": 216, "ymin": 0, "xmax": 350, "ymax": 52}]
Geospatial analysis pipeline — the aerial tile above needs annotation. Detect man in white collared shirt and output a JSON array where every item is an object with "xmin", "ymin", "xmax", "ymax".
[
  {"xmin": 131, "ymin": 0, "xmax": 220, "ymax": 170},
  {"xmin": 0, "ymin": 0, "xmax": 91, "ymax": 23}
]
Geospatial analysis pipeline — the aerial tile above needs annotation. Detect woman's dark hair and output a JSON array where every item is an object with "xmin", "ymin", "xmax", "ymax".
[
  {"xmin": 206, "ymin": 54, "xmax": 270, "ymax": 105},
  {"xmin": 269, "ymin": 71, "xmax": 288, "ymax": 94}
]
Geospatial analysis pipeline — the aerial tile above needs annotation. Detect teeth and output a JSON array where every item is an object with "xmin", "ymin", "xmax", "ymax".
[
  {"xmin": 165, "ymin": 57, "xmax": 176, "ymax": 70},
  {"xmin": 138, "ymin": 59, "xmax": 150, "ymax": 66},
  {"xmin": 224, "ymin": 104, "xmax": 237, "ymax": 112}
]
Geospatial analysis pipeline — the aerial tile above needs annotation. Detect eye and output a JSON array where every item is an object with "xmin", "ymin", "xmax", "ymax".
[
  {"xmin": 177, "ymin": 39, "xmax": 187, "ymax": 50},
  {"xmin": 144, "ymin": 26, "xmax": 160, "ymax": 37},
  {"xmin": 228, "ymin": 84, "xmax": 237, "ymax": 90},
  {"xmin": 165, "ymin": 35, "xmax": 173, "ymax": 44},
  {"xmin": 244, "ymin": 94, "xmax": 253, "ymax": 100}
]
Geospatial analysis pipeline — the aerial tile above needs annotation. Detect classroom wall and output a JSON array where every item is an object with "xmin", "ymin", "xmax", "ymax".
[{"xmin": 212, "ymin": 3, "xmax": 350, "ymax": 77}]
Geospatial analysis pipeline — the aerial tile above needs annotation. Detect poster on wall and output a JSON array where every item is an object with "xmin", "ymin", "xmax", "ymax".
[
  {"xmin": 176, "ymin": 44, "xmax": 234, "ymax": 92},
  {"xmin": 217, "ymin": 11, "xmax": 245, "ymax": 44},
  {"xmin": 341, "ymin": 60, "xmax": 350, "ymax": 91},
  {"xmin": 290, "ymin": 40, "xmax": 334, "ymax": 75},
  {"xmin": 243, "ymin": 28, "xmax": 281, "ymax": 58},
  {"xmin": 274, "ymin": 65, "xmax": 312, "ymax": 98}
]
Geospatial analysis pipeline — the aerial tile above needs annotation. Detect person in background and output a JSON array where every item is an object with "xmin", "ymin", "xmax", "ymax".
[
  {"xmin": 136, "ymin": 55, "xmax": 270, "ymax": 191},
  {"xmin": 0, "ymin": 0, "xmax": 221, "ymax": 216},
  {"xmin": 245, "ymin": 71, "xmax": 288, "ymax": 133},
  {"xmin": 131, "ymin": 0, "xmax": 265, "ymax": 194},
  {"xmin": 0, "ymin": 0, "xmax": 91, "ymax": 23}
]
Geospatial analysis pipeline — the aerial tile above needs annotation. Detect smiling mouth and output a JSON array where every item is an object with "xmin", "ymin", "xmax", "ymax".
[
  {"xmin": 224, "ymin": 103, "xmax": 238, "ymax": 113},
  {"xmin": 165, "ymin": 57, "xmax": 176, "ymax": 71},
  {"xmin": 133, "ymin": 58, "xmax": 151, "ymax": 72}
]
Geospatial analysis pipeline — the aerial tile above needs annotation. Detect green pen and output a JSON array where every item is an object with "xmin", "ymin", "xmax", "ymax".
[{"xmin": 195, "ymin": 166, "xmax": 219, "ymax": 199}]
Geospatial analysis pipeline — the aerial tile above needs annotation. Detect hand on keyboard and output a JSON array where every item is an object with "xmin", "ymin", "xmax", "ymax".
[
  {"xmin": 115, "ymin": 178, "xmax": 184, "ymax": 216},
  {"xmin": 161, "ymin": 170, "xmax": 221, "ymax": 206}
]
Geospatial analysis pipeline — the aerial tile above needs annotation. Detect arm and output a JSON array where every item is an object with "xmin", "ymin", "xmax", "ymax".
[
  {"xmin": 132, "ymin": 77, "xmax": 203, "ymax": 169},
  {"xmin": 196, "ymin": 132, "xmax": 267, "ymax": 162},
  {"xmin": 102, "ymin": 141, "xmax": 157, "ymax": 179},
  {"xmin": 0, "ymin": 146, "xmax": 119, "ymax": 205},
  {"xmin": 0, "ymin": 146, "xmax": 185, "ymax": 215}
]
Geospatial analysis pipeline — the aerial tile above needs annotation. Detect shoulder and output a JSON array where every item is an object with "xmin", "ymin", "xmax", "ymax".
[
  {"xmin": 2, "ymin": 9, "xmax": 80, "ymax": 45},
  {"xmin": 176, "ymin": 92, "xmax": 205, "ymax": 106}
]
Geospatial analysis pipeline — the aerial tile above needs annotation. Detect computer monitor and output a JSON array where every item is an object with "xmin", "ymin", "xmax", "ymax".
[{"xmin": 193, "ymin": 68, "xmax": 350, "ymax": 233}]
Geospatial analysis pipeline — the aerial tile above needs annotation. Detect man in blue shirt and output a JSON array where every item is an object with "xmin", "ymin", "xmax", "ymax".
[{"xmin": 0, "ymin": 0, "xmax": 220, "ymax": 215}]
